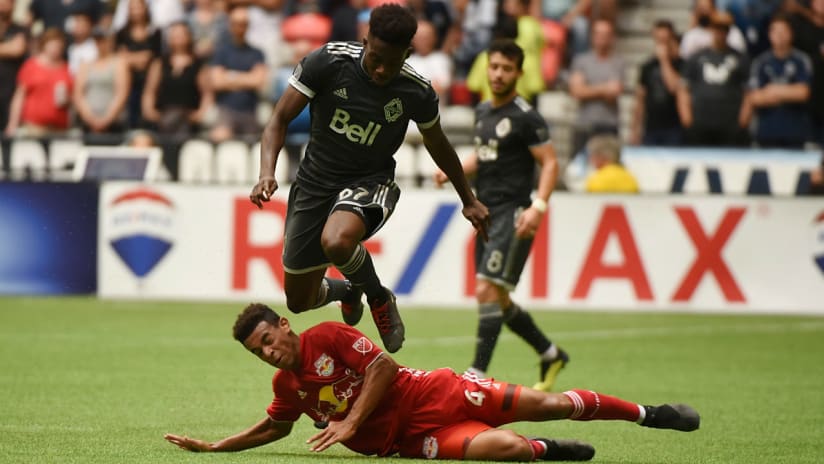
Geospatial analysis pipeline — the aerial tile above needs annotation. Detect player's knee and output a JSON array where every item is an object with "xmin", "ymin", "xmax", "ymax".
[
  {"xmin": 320, "ymin": 232, "xmax": 358, "ymax": 264},
  {"xmin": 284, "ymin": 292, "xmax": 313, "ymax": 314},
  {"xmin": 537, "ymin": 393, "xmax": 573, "ymax": 419},
  {"xmin": 475, "ymin": 280, "xmax": 498, "ymax": 303},
  {"xmin": 465, "ymin": 430, "xmax": 532, "ymax": 461}
]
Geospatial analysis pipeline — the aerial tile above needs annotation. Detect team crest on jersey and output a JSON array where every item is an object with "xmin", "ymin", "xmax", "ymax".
[
  {"xmin": 298, "ymin": 390, "xmax": 307, "ymax": 399},
  {"xmin": 422, "ymin": 436, "xmax": 439, "ymax": 459},
  {"xmin": 351, "ymin": 337, "xmax": 373, "ymax": 355},
  {"xmin": 384, "ymin": 98, "xmax": 403, "ymax": 122},
  {"xmin": 314, "ymin": 353, "xmax": 335, "ymax": 377},
  {"xmin": 496, "ymin": 117, "xmax": 511, "ymax": 137}
]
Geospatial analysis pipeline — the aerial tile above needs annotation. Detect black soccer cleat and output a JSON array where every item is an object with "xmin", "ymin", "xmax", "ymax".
[
  {"xmin": 640, "ymin": 404, "xmax": 700, "ymax": 432},
  {"xmin": 339, "ymin": 285, "xmax": 364, "ymax": 326},
  {"xmin": 369, "ymin": 288, "xmax": 404, "ymax": 353},
  {"xmin": 534, "ymin": 438, "xmax": 595, "ymax": 461},
  {"xmin": 533, "ymin": 349, "xmax": 569, "ymax": 392}
]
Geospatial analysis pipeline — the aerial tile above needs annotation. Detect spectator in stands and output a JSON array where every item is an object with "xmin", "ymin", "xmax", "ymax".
[
  {"xmin": 328, "ymin": 0, "xmax": 364, "ymax": 42},
  {"xmin": 116, "ymin": 0, "xmax": 162, "ymax": 128},
  {"xmin": 73, "ymin": 27, "xmax": 131, "ymax": 144},
  {"xmin": 789, "ymin": 0, "xmax": 824, "ymax": 146},
  {"xmin": 238, "ymin": 0, "xmax": 287, "ymax": 76},
  {"xmin": 678, "ymin": 11, "xmax": 750, "ymax": 147},
  {"xmin": 449, "ymin": 0, "xmax": 498, "ymax": 78},
  {"xmin": 29, "ymin": 0, "xmax": 103, "ymax": 34},
  {"xmin": 745, "ymin": 14, "xmax": 812, "ymax": 149},
  {"xmin": 630, "ymin": 20, "xmax": 684, "ymax": 146},
  {"xmin": 142, "ymin": 22, "xmax": 212, "ymax": 137},
  {"xmin": 680, "ymin": 0, "xmax": 747, "ymax": 58},
  {"xmin": 187, "ymin": 0, "xmax": 228, "ymax": 60},
  {"xmin": 112, "ymin": 0, "xmax": 185, "ymax": 31},
  {"xmin": 584, "ymin": 134, "xmax": 638, "ymax": 194},
  {"xmin": 720, "ymin": 0, "xmax": 784, "ymax": 57},
  {"xmin": 568, "ymin": 19, "xmax": 624, "ymax": 158},
  {"xmin": 407, "ymin": 20, "xmax": 453, "ymax": 104},
  {"xmin": 4, "ymin": 29, "xmax": 72, "ymax": 137},
  {"xmin": 0, "ymin": 0, "xmax": 27, "ymax": 133},
  {"xmin": 67, "ymin": 12, "xmax": 98, "ymax": 75},
  {"xmin": 467, "ymin": 8, "xmax": 544, "ymax": 105},
  {"xmin": 536, "ymin": 0, "xmax": 617, "ymax": 57},
  {"xmin": 209, "ymin": 7, "xmax": 266, "ymax": 143},
  {"xmin": 407, "ymin": 0, "xmax": 453, "ymax": 49}
]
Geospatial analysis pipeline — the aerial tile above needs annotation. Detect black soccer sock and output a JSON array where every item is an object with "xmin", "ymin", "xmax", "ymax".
[
  {"xmin": 504, "ymin": 303, "xmax": 552, "ymax": 355},
  {"xmin": 471, "ymin": 302, "xmax": 504, "ymax": 372},
  {"xmin": 336, "ymin": 244, "xmax": 386, "ymax": 304},
  {"xmin": 308, "ymin": 277, "xmax": 352, "ymax": 310}
]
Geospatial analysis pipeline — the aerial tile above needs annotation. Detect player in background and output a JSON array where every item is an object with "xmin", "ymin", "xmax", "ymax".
[
  {"xmin": 165, "ymin": 303, "xmax": 700, "ymax": 460},
  {"xmin": 435, "ymin": 40, "xmax": 566, "ymax": 391},
  {"xmin": 248, "ymin": 4, "xmax": 489, "ymax": 353}
]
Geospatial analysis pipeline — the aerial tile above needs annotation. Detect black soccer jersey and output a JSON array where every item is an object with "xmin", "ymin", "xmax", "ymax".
[
  {"xmin": 288, "ymin": 41, "xmax": 440, "ymax": 194},
  {"xmin": 473, "ymin": 96, "xmax": 551, "ymax": 206}
]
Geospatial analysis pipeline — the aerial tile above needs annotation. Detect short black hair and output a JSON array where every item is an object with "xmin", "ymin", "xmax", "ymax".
[
  {"xmin": 492, "ymin": 15, "xmax": 518, "ymax": 40},
  {"xmin": 654, "ymin": 19, "xmax": 675, "ymax": 35},
  {"xmin": 233, "ymin": 303, "xmax": 280, "ymax": 343},
  {"xmin": 769, "ymin": 13, "xmax": 792, "ymax": 28},
  {"xmin": 369, "ymin": 3, "xmax": 417, "ymax": 47},
  {"xmin": 488, "ymin": 38, "xmax": 524, "ymax": 70}
]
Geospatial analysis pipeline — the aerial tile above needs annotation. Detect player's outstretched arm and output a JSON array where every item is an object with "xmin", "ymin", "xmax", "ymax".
[
  {"xmin": 307, "ymin": 354, "xmax": 399, "ymax": 452},
  {"xmin": 164, "ymin": 417, "xmax": 293, "ymax": 452},
  {"xmin": 420, "ymin": 122, "xmax": 490, "ymax": 241},
  {"xmin": 251, "ymin": 86, "xmax": 309, "ymax": 209}
]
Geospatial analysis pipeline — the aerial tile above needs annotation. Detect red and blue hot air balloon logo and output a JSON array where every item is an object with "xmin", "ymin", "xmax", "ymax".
[
  {"xmin": 815, "ymin": 211, "xmax": 824, "ymax": 276},
  {"xmin": 108, "ymin": 189, "xmax": 175, "ymax": 278}
]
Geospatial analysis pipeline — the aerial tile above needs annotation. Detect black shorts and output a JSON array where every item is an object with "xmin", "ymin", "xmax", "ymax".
[
  {"xmin": 282, "ymin": 179, "xmax": 401, "ymax": 274},
  {"xmin": 474, "ymin": 201, "xmax": 534, "ymax": 290}
]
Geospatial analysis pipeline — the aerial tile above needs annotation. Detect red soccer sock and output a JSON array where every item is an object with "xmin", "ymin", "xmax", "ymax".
[{"xmin": 562, "ymin": 389, "xmax": 643, "ymax": 422}]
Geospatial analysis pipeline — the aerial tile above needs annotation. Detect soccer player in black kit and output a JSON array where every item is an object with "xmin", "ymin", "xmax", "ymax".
[
  {"xmin": 436, "ymin": 40, "xmax": 567, "ymax": 391},
  {"xmin": 249, "ymin": 4, "xmax": 489, "ymax": 354}
]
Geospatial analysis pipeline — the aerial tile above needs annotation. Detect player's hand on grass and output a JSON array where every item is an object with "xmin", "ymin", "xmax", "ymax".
[
  {"xmin": 250, "ymin": 176, "xmax": 278, "ymax": 209},
  {"xmin": 306, "ymin": 419, "xmax": 357, "ymax": 452},
  {"xmin": 432, "ymin": 169, "xmax": 449, "ymax": 187},
  {"xmin": 515, "ymin": 207, "xmax": 543, "ymax": 239},
  {"xmin": 164, "ymin": 433, "xmax": 213, "ymax": 452},
  {"xmin": 463, "ymin": 199, "xmax": 490, "ymax": 242}
]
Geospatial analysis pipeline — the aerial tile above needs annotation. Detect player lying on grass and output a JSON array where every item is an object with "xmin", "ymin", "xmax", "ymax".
[{"xmin": 164, "ymin": 303, "xmax": 700, "ymax": 461}]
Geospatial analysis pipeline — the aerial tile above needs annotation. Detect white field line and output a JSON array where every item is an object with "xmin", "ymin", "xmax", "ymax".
[{"xmin": 405, "ymin": 320, "xmax": 824, "ymax": 346}]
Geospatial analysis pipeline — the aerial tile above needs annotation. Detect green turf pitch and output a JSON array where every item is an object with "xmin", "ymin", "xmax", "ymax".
[{"xmin": 0, "ymin": 297, "xmax": 822, "ymax": 463}]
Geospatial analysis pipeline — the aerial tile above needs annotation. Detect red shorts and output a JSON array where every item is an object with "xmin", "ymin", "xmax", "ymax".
[{"xmin": 398, "ymin": 369, "xmax": 522, "ymax": 459}]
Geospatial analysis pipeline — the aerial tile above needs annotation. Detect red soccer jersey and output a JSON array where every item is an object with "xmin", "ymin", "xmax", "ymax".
[
  {"xmin": 266, "ymin": 322, "xmax": 520, "ymax": 458},
  {"xmin": 16, "ymin": 57, "xmax": 72, "ymax": 129}
]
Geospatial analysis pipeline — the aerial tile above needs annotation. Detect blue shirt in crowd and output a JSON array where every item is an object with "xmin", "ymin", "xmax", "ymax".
[
  {"xmin": 749, "ymin": 48, "xmax": 813, "ymax": 146},
  {"xmin": 211, "ymin": 41, "xmax": 265, "ymax": 113}
]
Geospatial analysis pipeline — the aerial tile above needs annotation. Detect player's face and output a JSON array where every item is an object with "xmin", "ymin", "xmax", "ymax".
[
  {"xmin": 243, "ymin": 319, "xmax": 300, "ymax": 370},
  {"xmin": 362, "ymin": 35, "xmax": 411, "ymax": 86},
  {"xmin": 487, "ymin": 52, "xmax": 521, "ymax": 97}
]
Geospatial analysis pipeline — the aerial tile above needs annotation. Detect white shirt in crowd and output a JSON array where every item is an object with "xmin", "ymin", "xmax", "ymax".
[{"xmin": 680, "ymin": 25, "xmax": 748, "ymax": 58}]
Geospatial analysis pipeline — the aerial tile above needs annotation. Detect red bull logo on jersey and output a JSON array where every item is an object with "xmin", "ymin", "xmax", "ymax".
[
  {"xmin": 813, "ymin": 211, "xmax": 824, "ymax": 275},
  {"xmin": 422, "ymin": 436, "xmax": 438, "ymax": 459},
  {"xmin": 314, "ymin": 353, "xmax": 335, "ymax": 377},
  {"xmin": 312, "ymin": 369, "xmax": 364, "ymax": 420},
  {"xmin": 107, "ymin": 189, "xmax": 175, "ymax": 278},
  {"xmin": 329, "ymin": 108, "xmax": 382, "ymax": 145}
]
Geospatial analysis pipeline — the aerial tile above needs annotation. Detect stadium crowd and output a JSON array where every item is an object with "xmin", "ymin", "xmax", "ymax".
[{"xmin": 0, "ymin": 0, "xmax": 822, "ymax": 190}]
